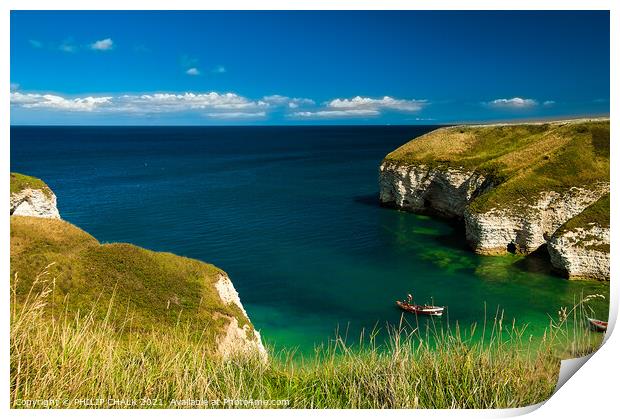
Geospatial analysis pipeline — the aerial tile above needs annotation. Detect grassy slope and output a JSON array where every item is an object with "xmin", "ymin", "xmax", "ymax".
[
  {"xmin": 10, "ymin": 172, "xmax": 53, "ymax": 197},
  {"xmin": 10, "ymin": 216, "xmax": 251, "ymax": 347},
  {"xmin": 384, "ymin": 120, "xmax": 610, "ymax": 214},
  {"xmin": 13, "ymin": 274, "xmax": 571, "ymax": 408}
]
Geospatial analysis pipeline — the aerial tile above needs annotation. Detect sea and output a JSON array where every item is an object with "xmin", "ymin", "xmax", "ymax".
[{"xmin": 10, "ymin": 126, "xmax": 609, "ymax": 353}]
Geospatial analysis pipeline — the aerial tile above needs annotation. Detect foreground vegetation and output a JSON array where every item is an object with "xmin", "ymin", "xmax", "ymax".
[
  {"xmin": 383, "ymin": 119, "xmax": 610, "ymax": 214},
  {"xmin": 11, "ymin": 264, "xmax": 604, "ymax": 409}
]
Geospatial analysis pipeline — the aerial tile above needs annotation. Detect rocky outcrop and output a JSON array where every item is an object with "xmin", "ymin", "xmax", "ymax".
[
  {"xmin": 379, "ymin": 120, "xmax": 610, "ymax": 281},
  {"xmin": 10, "ymin": 188, "xmax": 60, "ymax": 219},
  {"xmin": 380, "ymin": 161, "xmax": 609, "ymax": 261},
  {"xmin": 214, "ymin": 273, "xmax": 268, "ymax": 361},
  {"xmin": 464, "ymin": 184, "xmax": 609, "ymax": 255},
  {"xmin": 379, "ymin": 161, "xmax": 493, "ymax": 218},
  {"xmin": 547, "ymin": 225, "xmax": 609, "ymax": 281}
]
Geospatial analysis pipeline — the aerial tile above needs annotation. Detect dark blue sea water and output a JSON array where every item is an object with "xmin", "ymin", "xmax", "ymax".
[{"xmin": 10, "ymin": 126, "xmax": 609, "ymax": 352}]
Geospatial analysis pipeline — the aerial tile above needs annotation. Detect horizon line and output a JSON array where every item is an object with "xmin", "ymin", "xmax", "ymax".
[{"xmin": 9, "ymin": 114, "xmax": 610, "ymax": 128}]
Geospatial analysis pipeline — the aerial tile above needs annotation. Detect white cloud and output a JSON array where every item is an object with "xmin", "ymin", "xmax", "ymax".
[
  {"xmin": 543, "ymin": 100, "xmax": 556, "ymax": 107},
  {"xmin": 90, "ymin": 38, "xmax": 114, "ymax": 51},
  {"xmin": 10, "ymin": 92, "xmax": 112, "ymax": 111},
  {"xmin": 486, "ymin": 97, "xmax": 538, "ymax": 109},
  {"xmin": 288, "ymin": 95, "xmax": 426, "ymax": 118},
  {"xmin": 293, "ymin": 109, "xmax": 380, "ymax": 119},
  {"xmin": 29, "ymin": 40, "xmax": 43, "ymax": 48},
  {"xmin": 118, "ymin": 93, "xmax": 268, "ymax": 113},
  {"xmin": 263, "ymin": 95, "xmax": 289, "ymax": 105},
  {"xmin": 186, "ymin": 67, "xmax": 201, "ymax": 76},
  {"xmin": 11, "ymin": 91, "xmax": 268, "ymax": 116},
  {"xmin": 59, "ymin": 39, "xmax": 77, "ymax": 53},
  {"xmin": 327, "ymin": 96, "xmax": 427, "ymax": 112},
  {"xmin": 205, "ymin": 111, "xmax": 266, "ymax": 119},
  {"xmin": 11, "ymin": 90, "xmax": 427, "ymax": 121},
  {"xmin": 263, "ymin": 95, "xmax": 315, "ymax": 109},
  {"xmin": 212, "ymin": 65, "xmax": 226, "ymax": 74}
]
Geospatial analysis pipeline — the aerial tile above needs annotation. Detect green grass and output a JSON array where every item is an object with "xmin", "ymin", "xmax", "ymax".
[
  {"xmin": 383, "ymin": 120, "xmax": 610, "ymax": 215},
  {"xmin": 11, "ymin": 267, "xmax": 604, "ymax": 409},
  {"xmin": 10, "ymin": 216, "xmax": 251, "ymax": 348},
  {"xmin": 10, "ymin": 172, "xmax": 53, "ymax": 197}
]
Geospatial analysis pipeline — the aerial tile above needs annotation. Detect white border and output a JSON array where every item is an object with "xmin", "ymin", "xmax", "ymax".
[{"xmin": 2, "ymin": 1, "xmax": 617, "ymax": 418}]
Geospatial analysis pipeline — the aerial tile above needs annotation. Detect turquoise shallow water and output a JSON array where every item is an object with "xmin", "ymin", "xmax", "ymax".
[{"xmin": 11, "ymin": 126, "xmax": 609, "ymax": 353}]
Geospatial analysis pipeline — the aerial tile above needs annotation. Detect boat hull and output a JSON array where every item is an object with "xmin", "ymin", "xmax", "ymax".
[
  {"xmin": 587, "ymin": 318, "xmax": 608, "ymax": 332},
  {"xmin": 396, "ymin": 301, "xmax": 444, "ymax": 316}
]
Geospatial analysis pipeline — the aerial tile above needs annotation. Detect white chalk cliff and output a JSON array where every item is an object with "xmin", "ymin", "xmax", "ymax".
[
  {"xmin": 10, "ymin": 188, "xmax": 60, "ymax": 219},
  {"xmin": 214, "ymin": 273, "xmax": 268, "ymax": 361},
  {"xmin": 464, "ymin": 183, "xmax": 609, "ymax": 255},
  {"xmin": 547, "ymin": 224, "xmax": 609, "ymax": 281},
  {"xmin": 379, "ymin": 161, "xmax": 609, "ymax": 281}
]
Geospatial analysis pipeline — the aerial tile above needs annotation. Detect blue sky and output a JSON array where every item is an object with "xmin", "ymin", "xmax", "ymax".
[{"xmin": 10, "ymin": 11, "xmax": 610, "ymax": 125}]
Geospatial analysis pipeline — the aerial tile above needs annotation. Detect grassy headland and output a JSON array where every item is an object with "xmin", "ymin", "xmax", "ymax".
[
  {"xmin": 10, "ymin": 216, "xmax": 251, "ymax": 347},
  {"xmin": 383, "ymin": 119, "xmax": 610, "ymax": 214}
]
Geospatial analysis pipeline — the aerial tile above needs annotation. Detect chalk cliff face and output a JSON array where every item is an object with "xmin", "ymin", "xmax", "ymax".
[
  {"xmin": 463, "ymin": 184, "xmax": 609, "ymax": 255},
  {"xmin": 547, "ymin": 225, "xmax": 609, "ymax": 281},
  {"xmin": 214, "ymin": 273, "xmax": 268, "ymax": 361},
  {"xmin": 10, "ymin": 188, "xmax": 60, "ymax": 219},
  {"xmin": 379, "ymin": 120, "xmax": 610, "ymax": 281},
  {"xmin": 379, "ymin": 161, "xmax": 493, "ymax": 218}
]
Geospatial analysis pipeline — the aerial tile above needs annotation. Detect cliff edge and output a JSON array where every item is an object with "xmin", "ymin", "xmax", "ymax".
[
  {"xmin": 379, "ymin": 119, "xmax": 610, "ymax": 281},
  {"xmin": 10, "ymin": 173, "xmax": 60, "ymax": 219},
  {"xmin": 10, "ymin": 173, "xmax": 267, "ymax": 360}
]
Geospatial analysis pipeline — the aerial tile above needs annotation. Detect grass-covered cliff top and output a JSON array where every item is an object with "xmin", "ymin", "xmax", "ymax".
[
  {"xmin": 10, "ymin": 172, "xmax": 53, "ymax": 197},
  {"xmin": 10, "ymin": 216, "xmax": 251, "ymax": 348},
  {"xmin": 384, "ymin": 119, "xmax": 610, "ymax": 213}
]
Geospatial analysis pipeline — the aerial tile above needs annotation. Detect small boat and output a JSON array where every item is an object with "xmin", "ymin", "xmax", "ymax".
[
  {"xmin": 396, "ymin": 300, "xmax": 444, "ymax": 316},
  {"xmin": 587, "ymin": 318, "xmax": 608, "ymax": 332}
]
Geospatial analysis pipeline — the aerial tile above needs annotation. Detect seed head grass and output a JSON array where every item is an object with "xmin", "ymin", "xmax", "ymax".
[{"xmin": 11, "ymin": 264, "xmax": 604, "ymax": 409}]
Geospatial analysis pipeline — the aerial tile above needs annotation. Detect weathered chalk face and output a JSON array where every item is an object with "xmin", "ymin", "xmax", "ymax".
[{"xmin": 10, "ymin": 188, "xmax": 60, "ymax": 219}]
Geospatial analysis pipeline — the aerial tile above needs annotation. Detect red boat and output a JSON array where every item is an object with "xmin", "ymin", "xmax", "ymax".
[
  {"xmin": 587, "ymin": 318, "xmax": 608, "ymax": 332},
  {"xmin": 396, "ymin": 300, "xmax": 444, "ymax": 316}
]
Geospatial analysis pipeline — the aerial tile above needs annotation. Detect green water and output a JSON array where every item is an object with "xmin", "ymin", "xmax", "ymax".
[{"xmin": 251, "ymin": 209, "xmax": 609, "ymax": 353}]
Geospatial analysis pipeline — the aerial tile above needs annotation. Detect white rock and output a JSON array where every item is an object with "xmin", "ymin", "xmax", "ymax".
[
  {"xmin": 379, "ymin": 160, "xmax": 609, "ymax": 280},
  {"xmin": 214, "ymin": 273, "xmax": 268, "ymax": 361},
  {"xmin": 10, "ymin": 188, "xmax": 60, "ymax": 219},
  {"xmin": 465, "ymin": 185, "xmax": 609, "ymax": 255},
  {"xmin": 548, "ymin": 225, "xmax": 609, "ymax": 281},
  {"xmin": 379, "ymin": 161, "xmax": 491, "ymax": 217}
]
